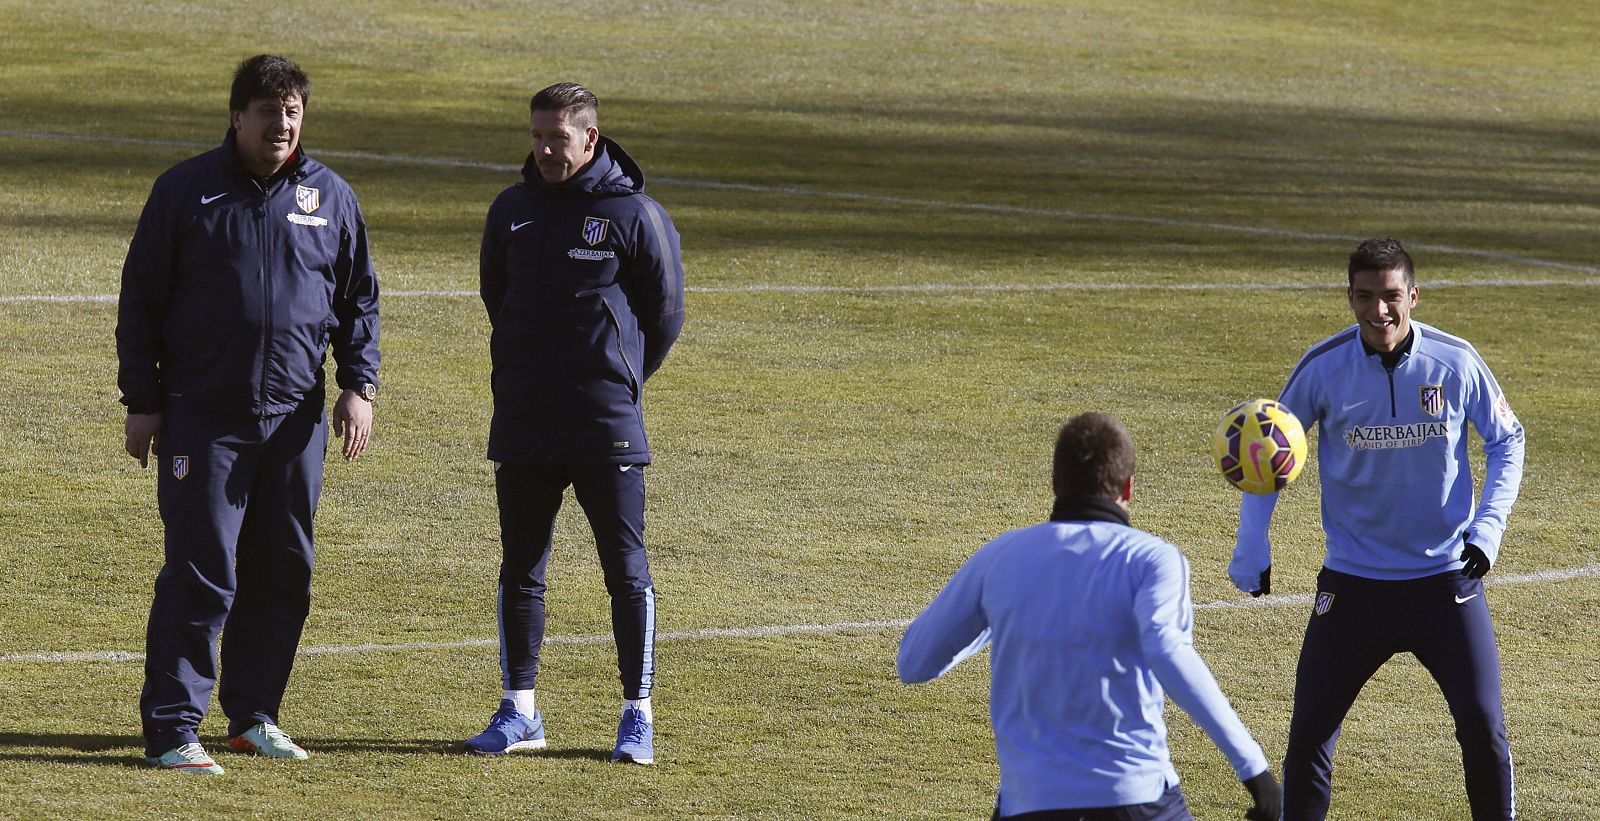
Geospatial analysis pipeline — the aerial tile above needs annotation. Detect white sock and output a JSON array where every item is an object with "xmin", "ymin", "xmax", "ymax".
[
  {"xmin": 625, "ymin": 697, "xmax": 653, "ymax": 724},
  {"xmin": 505, "ymin": 688, "xmax": 537, "ymax": 717}
]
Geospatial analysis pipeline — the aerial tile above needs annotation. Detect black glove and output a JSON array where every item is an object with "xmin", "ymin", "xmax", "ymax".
[
  {"xmin": 1251, "ymin": 566, "xmax": 1272, "ymax": 598},
  {"xmin": 1460, "ymin": 540, "xmax": 1491, "ymax": 579},
  {"xmin": 1243, "ymin": 769, "xmax": 1282, "ymax": 821}
]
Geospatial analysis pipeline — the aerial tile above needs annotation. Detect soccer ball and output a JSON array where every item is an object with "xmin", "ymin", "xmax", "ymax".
[{"xmin": 1212, "ymin": 399, "xmax": 1307, "ymax": 494}]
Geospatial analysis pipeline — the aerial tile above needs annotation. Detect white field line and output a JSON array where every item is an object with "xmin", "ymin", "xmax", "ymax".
[
  {"xmin": 5, "ymin": 127, "xmax": 1600, "ymax": 288},
  {"xmin": 4, "ymin": 563, "xmax": 1596, "ymax": 664}
]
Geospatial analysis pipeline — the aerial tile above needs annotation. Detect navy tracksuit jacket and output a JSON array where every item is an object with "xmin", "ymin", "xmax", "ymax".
[
  {"xmin": 116, "ymin": 130, "xmax": 379, "ymax": 755},
  {"xmin": 479, "ymin": 137, "xmax": 683, "ymax": 699}
]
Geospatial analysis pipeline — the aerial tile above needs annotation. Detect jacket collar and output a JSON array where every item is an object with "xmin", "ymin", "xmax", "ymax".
[
  {"xmin": 1360, "ymin": 325, "xmax": 1415, "ymax": 369},
  {"xmin": 1049, "ymin": 495, "xmax": 1130, "ymax": 526},
  {"xmin": 222, "ymin": 128, "xmax": 307, "ymax": 191},
  {"xmin": 519, "ymin": 135, "xmax": 645, "ymax": 195}
]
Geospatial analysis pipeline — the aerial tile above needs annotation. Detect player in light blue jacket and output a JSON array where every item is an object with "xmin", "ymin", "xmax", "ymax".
[
  {"xmin": 1230, "ymin": 238, "xmax": 1524, "ymax": 820},
  {"xmin": 901, "ymin": 413, "xmax": 1281, "ymax": 820}
]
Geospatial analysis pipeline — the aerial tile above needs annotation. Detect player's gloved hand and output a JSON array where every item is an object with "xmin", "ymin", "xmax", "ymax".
[
  {"xmin": 1460, "ymin": 539, "xmax": 1491, "ymax": 579},
  {"xmin": 1242, "ymin": 768, "xmax": 1282, "ymax": 820},
  {"xmin": 1252, "ymin": 566, "xmax": 1271, "ymax": 597}
]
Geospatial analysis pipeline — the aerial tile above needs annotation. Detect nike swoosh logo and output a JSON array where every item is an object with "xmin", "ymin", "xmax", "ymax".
[
  {"xmin": 1342, "ymin": 400, "xmax": 1367, "ymax": 411},
  {"xmin": 510, "ymin": 221, "xmax": 532, "ymax": 231},
  {"xmin": 200, "ymin": 193, "xmax": 228, "ymax": 204},
  {"xmin": 1455, "ymin": 594, "xmax": 1479, "ymax": 604}
]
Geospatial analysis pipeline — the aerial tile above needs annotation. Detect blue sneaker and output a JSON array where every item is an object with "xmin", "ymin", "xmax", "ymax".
[
  {"xmin": 610, "ymin": 707, "xmax": 654, "ymax": 765},
  {"xmin": 464, "ymin": 699, "xmax": 546, "ymax": 754}
]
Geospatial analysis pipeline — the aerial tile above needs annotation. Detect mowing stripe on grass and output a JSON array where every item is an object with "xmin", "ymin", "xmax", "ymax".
[
  {"xmin": 5, "ymin": 563, "xmax": 1596, "ymax": 664},
  {"xmin": 5, "ymin": 128, "xmax": 1600, "ymax": 278},
  {"xmin": 4, "ymin": 275, "xmax": 1600, "ymax": 306}
]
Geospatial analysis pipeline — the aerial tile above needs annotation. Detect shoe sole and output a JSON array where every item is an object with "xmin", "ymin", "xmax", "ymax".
[
  {"xmin": 465, "ymin": 738, "xmax": 547, "ymax": 755},
  {"xmin": 146, "ymin": 757, "xmax": 224, "ymax": 774},
  {"xmin": 610, "ymin": 754, "xmax": 654, "ymax": 765}
]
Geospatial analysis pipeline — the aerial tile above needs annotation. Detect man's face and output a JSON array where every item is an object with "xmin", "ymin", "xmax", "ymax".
[
  {"xmin": 231, "ymin": 94, "xmax": 303, "ymax": 178},
  {"xmin": 1348, "ymin": 266, "xmax": 1417, "ymax": 353},
  {"xmin": 530, "ymin": 108, "xmax": 598, "ymax": 184}
]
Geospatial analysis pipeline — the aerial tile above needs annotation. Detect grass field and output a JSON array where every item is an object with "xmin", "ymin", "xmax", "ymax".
[{"xmin": 3, "ymin": 1, "xmax": 1599, "ymax": 818}]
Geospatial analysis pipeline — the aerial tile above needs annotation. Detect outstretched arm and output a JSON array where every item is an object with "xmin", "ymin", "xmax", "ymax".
[
  {"xmin": 1230, "ymin": 490, "xmax": 1278, "ymax": 595},
  {"xmin": 897, "ymin": 551, "xmax": 991, "ymax": 684}
]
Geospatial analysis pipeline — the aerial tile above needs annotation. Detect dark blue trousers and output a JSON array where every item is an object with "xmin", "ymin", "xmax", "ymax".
[
  {"xmin": 995, "ymin": 784, "xmax": 1191, "ymax": 820},
  {"xmin": 494, "ymin": 461, "xmax": 655, "ymax": 699},
  {"xmin": 140, "ymin": 401, "xmax": 325, "ymax": 757},
  {"xmin": 1284, "ymin": 568, "xmax": 1513, "ymax": 820}
]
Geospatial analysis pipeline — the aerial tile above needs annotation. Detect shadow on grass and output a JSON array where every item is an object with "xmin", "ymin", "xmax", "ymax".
[
  {"xmin": 0, "ymin": 733, "xmax": 610, "ymax": 764},
  {"xmin": 309, "ymin": 737, "xmax": 611, "ymax": 762}
]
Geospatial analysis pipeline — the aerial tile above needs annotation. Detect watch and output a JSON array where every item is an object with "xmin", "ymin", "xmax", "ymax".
[{"xmin": 355, "ymin": 382, "xmax": 377, "ymax": 402}]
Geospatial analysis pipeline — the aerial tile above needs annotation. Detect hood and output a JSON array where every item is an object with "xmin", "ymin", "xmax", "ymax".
[{"xmin": 520, "ymin": 135, "xmax": 645, "ymax": 195}]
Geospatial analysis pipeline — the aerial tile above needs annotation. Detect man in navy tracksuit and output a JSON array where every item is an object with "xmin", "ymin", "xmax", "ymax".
[
  {"xmin": 465, "ymin": 82, "xmax": 684, "ymax": 765},
  {"xmin": 1230, "ymin": 239, "xmax": 1524, "ymax": 818},
  {"xmin": 117, "ymin": 55, "xmax": 380, "ymax": 775}
]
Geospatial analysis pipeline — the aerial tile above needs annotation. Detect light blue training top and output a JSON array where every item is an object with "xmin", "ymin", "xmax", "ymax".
[
  {"xmin": 1232, "ymin": 320, "xmax": 1525, "ymax": 587},
  {"xmin": 899, "ymin": 504, "xmax": 1269, "ymax": 815}
]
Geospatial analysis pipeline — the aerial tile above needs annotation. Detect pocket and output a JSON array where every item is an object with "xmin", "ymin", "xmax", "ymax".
[{"xmin": 600, "ymin": 295, "xmax": 641, "ymax": 402}]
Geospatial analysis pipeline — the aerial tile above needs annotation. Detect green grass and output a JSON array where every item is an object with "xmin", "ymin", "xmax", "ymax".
[{"xmin": 3, "ymin": 1, "xmax": 1599, "ymax": 817}]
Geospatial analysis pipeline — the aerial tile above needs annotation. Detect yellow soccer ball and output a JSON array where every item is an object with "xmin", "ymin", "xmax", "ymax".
[{"xmin": 1212, "ymin": 399, "xmax": 1308, "ymax": 494}]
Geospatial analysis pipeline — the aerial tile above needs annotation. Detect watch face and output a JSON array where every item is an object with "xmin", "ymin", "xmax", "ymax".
[{"xmin": 360, "ymin": 383, "xmax": 377, "ymax": 401}]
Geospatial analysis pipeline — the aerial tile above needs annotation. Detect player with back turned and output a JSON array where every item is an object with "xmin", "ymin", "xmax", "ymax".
[
  {"xmin": 901, "ymin": 412, "xmax": 1281, "ymax": 821},
  {"xmin": 1229, "ymin": 238, "xmax": 1525, "ymax": 819}
]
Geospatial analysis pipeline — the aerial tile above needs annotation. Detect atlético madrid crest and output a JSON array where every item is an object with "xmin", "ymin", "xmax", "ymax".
[
  {"xmin": 295, "ymin": 184, "xmax": 321, "ymax": 214},
  {"xmin": 172, "ymin": 455, "xmax": 190, "ymax": 480},
  {"xmin": 1313, "ymin": 592, "xmax": 1335, "ymax": 616},
  {"xmin": 1419, "ymin": 385, "xmax": 1444, "ymax": 417},
  {"xmin": 582, "ymin": 216, "xmax": 609, "ymax": 246}
]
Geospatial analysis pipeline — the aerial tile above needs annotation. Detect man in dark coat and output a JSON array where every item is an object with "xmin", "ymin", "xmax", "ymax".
[{"xmin": 466, "ymin": 82, "xmax": 684, "ymax": 766}]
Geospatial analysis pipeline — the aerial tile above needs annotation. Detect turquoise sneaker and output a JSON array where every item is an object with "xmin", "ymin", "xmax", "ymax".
[
  {"xmin": 464, "ymin": 699, "xmax": 546, "ymax": 755},
  {"xmin": 226, "ymin": 722, "xmax": 309, "ymax": 760},
  {"xmin": 147, "ymin": 742, "xmax": 225, "ymax": 774},
  {"xmin": 610, "ymin": 708, "xmax": 654, "ymax": 765}
]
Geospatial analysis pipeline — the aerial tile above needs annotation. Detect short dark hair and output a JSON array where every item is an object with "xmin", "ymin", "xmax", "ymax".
[
  {"xmin": 229, "ymin": 54, "xmax": 310, "ymax": 113},
  {"xmin": 1347, "ymin": 237, "xmax": 1414, "ymax": 287},
  {"xmin": 530, "ymin": 82, "xmax": 598, "ymax": 129},
  {"xmin": 1052, "ymin": 413, "xmax": 1136, "ymax": 500}
]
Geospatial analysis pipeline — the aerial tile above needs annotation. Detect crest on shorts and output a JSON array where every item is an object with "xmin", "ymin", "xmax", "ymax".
[
  {"xmin": 582, "ymin": 216, "xmax": 609, "ymax": 246},
  {"xmin": 1419, "ymin": 385, "xmax": 1444, "ymax": 417},
  {"xmin": 295, "ymin": 184, "xmax": 321, "ymax": 214},
  {"xmin": 1313, "ymin": 591, "xmax": 1335, "ymax": 616},
  {"xmin": 172, "ymin": 455, "xmax": 190, "ymax": 480}
]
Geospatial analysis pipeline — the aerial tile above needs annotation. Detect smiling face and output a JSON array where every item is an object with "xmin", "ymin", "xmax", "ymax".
[
  {"xmin": 529, "ymin": 107, "xmax": 598, "ymax": 184},
  {"xmin": 1348, "ymin": 266, "xmax": 1418, "ymax": 353},
  {"xmin": 230, "ymin": 93, "xmax": 303, "ymax": 178}
]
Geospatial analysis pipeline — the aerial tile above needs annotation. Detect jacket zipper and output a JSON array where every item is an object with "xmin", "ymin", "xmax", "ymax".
[{"xmin": 257, "ymin": 187, "xmax": 272, "ymax": 416}]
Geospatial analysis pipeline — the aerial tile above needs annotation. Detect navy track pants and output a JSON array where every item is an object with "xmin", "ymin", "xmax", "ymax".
[
  {"xmin": 1284, "ymin": 568, "xmax": 1513, "ymax": 820},
  {"xmin": 140, "ymin": 401, "xmax": 325, "ymax": 757},
  {"xmin": 494, "ymin": 461, "xmax": 655, "ymax": 699}
]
